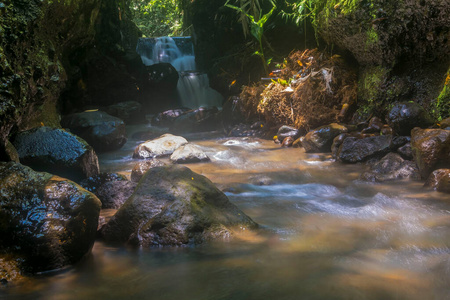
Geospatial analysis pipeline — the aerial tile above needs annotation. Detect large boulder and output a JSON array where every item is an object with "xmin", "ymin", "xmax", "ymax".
[
  {"xmin": 80, "ymin": 173, "xmax": 137, "ymax": 209},
  {"xmin": 387, "ymin": 102, "xmax": 434, "ymax": 136},
  {"xmin": 337, "ymin": 135, "xmax": 393, "ymax": 163},
  {"xmin": 100, "ymin": 165, "xmax": 257, "ymax": 247},
  {"xmin": 424, "ymin": 169, "xmax": 450, "ymax": 194},
  {"xmin": 133, "ymin": 134, "xmax": 188, "ymax": 159},
  {"xmin": 170, "ymin": 143, "xmax": 210, "ymax": 164},
  {"xmin": 104, "ymin": 101, "xmax": 145, "ymax": 125},
  {"xmin": 61, "ymin": 111, "xmax": 127, "ymax": 153},
  {"xmin": 12, "ymin": 126, "xmax": 99, "ymax": 182},
  {"xmin": 411, "ymin": 128, "xmax": 450, "ymax": 178},
  {"xmin": 302, "ymin": 123, "xmax": 348, "ymax": 153},
  {"xmin": 131, "ymin": 159, "xmax": 166, "ymax": 183},
  {"xmin": 360, "ymin": 153, "xmax": 420, "ymax": 182},
  {"xmin": 0, "ymin": 162, "xmax": 101, "ymax": 273}
]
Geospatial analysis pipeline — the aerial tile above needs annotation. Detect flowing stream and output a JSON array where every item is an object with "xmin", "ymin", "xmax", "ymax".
[{"xmin": 3, "ymin": 124, "xmax": 450, "ymax": 300}]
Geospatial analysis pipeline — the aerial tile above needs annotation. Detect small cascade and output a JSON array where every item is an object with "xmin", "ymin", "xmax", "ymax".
[{"xmin": 136, "ymin": 37, "xmax": 223, "ymax": 109}]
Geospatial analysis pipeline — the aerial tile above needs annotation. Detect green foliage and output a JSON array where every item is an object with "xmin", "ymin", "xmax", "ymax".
[
  {"xmin": 281, "ymin": 0, "xmax": 361, "ymax": 29},
  {"xmin": 129, "ymin": 0, "xmax": 182, "ymax": 37},
  {"xmin": 225, "ymin": 0, "xmax": 276, "ymax": 76},
  {"xmin": 234, "ymin": 0, "xmax": 263, "ymax": 38}
]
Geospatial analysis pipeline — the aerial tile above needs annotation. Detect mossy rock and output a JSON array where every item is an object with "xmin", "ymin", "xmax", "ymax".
[{"xmin": 100, "ymin": 165, "xmax": 258, "ymax": 247}]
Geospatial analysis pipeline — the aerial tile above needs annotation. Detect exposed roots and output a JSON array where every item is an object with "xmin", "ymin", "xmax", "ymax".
[{"xmin": 240, "ymin": 49, "xmax": 357, "ymax": 133}]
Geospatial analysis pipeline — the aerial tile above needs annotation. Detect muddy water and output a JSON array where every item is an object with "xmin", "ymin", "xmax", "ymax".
[{"xmin": 3, "ymin": 126, "xmax": 450, "ymax": 300}]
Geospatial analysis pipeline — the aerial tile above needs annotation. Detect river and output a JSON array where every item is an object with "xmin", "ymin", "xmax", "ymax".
[{"xmin": 2, "ymin": 124, "xmax": 450, "ymax": 300}]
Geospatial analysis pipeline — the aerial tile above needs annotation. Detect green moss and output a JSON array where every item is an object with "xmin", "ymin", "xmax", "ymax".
[
  {"xmin": 359, "ymin": 66, "xmax": 389, "ymax": 103},
  {"xmin": 436, "ymin": 67, "xmax": 450, "ymax": 120},
  {"xmin": 365, "ymin": 27, "xmax": 379, "ymax": 47}
]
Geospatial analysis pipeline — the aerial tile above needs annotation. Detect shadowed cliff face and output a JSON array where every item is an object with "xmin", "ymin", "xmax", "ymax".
[{"xmin": 0, "ymin": 0, "xmax": 141, "ymax": 148}]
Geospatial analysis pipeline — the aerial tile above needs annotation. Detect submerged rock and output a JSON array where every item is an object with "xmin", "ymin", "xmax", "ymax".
[
  {"xmin": 424, "ymin": 169, "xmax": 450, "ymax": 194},
  {"xmin": 411, "ymin": 128, "xmax": 450, "ymax": 179},
  {"xmin": 133, "ymin": 134, "xmax": 188, "ymax": 159},
  {"xmin": 0, "ymin": 162, "xmax": 101, "ymax": 273},
  {"xmin": 80, "ymin": 173, "xmax": 137, "ymax": 209},
  {"xmin": 302, "ymin": 123, "xmax": 348, "ymax": 153},
  {"xmin": 61, "ymin": 111, "xmax": 127, "ymax": 153},
  {"xmin": 360, "ymin": 153, "xmax": 420, "ymax": 182},
  {"xmin": 151, "ymin": 108, "xmax": 191, "ymax": 127},
  {"xmin": 100, "ymin": 165, "xmax": 257, "ymax": 247},
  {"xmin": 387, "ymin": 102, "xmax": 434, "ymax": 136},
  {"xmin": 12, "ymin": 126, "xmax": 99, "ymax": 182},
  {"xmin": 170, "ymin": 143, "xmax": 210, "ymax": 163},
  {"xmin": 337, "ymin": 135, "xmax": 393, "ymax": 163},
  {"xmin": 131, "ymin": 159, "xmax": 166, "ymax": 183},
  {"xmin": 170, "ymin": 106, "xmax": 221, "ymax": 134}
]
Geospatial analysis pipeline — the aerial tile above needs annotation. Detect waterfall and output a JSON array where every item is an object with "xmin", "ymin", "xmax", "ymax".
[{"xmin": 136, "ymin": 37, "xmax": 223, "ymax": 109}]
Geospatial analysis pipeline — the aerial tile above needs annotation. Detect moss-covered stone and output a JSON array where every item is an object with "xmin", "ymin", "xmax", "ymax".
[
  {"xmin": 0, "ymin": 0, "xmax": 142, "ymax": 148},
  {"xmin": 316, "ymin": 0, "xmax": 450, "ymax": 121}
]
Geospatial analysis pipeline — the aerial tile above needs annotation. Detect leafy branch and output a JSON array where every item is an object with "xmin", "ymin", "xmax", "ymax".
[{"xmin": 225, "ymin": 0, "xmax": 276, "ymax": 76}]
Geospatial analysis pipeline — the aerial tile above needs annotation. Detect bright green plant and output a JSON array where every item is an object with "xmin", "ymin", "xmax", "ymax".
[
  {"xmin": 129, "ymin": 0, "xmax": 182, "ymax": 37},
  {"xmin": 225, "ymin": 0, "xmax": 276, "ymax": 76},
  {"xmin": 235, "ymin": 0, "xmax": 263, "ymax": 38}
]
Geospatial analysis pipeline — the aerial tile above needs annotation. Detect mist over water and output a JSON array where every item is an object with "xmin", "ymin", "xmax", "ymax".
[{"xmin": 4, "ymin": 127, "xmax": 450, "ymax": 300}]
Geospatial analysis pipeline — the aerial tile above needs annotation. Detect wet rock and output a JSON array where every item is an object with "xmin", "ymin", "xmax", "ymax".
[
  {"xmin": 381, "ymin": 125, "xmax": 393, "ymax": 136},
  {"xmin": 133, "ymin": 134, "xmax": 188, "ymax": 159},
  {"xmin": 170, "ymin": 107, "xmax": 221, "ymax": 134},
  {"xmin": 222, "ymin": 96, "xmax": 246, "ymax": 131},
  {"xmin": 170, "ymin": 144, "xmax": 210, "ymax": 164},
  {"xmin": 104, "ymin": 101, "xmax": 145, "ymax": 125},
  {"xmin": 151, "ymin": 108, "xmax": 191, "ymax": 127},
  {"xmin": 277, "ymin": 125, "xmax": 300, "ymax": 142},
  {"xmin": 362, "ymin": 117, "xmax": 384, "ymax": 134},
  {"xmin": 140, "ymin": 63, "xmax": 180, "ymax": 112},
  {"xmin": 281, "ymin": 136, "xmax": 294, "ymax": 147},
  {"xmin": 391, "ymin": 136, "xmax": 411, "ymax": 150},
  {"xmin": 360, "ymin": 153, "xmax": 420, "ymax": 182},
  {"xmin": 424, "ymin": 169, "xmax": 450, "ymax": 193},
  {"xmin": 0, "ymin": 140, "xmax": 19, "ymax": 163},
  {"xmin": 387, "ymin": 102, "xmax": 434, "ymax": 136},
  {"xmin": 292, "ymin": 137, "xmax": 302, "ymax": 148},
  {"xmin": 302, "ymin": 123, "xmax": 349, "ymax": 153},
  {"xmin": 61, "ymin": 111, "xmax": 127, "ymax": 153},
  {"xmin": 0, "ymin": 257, "xmax": 23, "ymax": 285},
  {"xmin": 331, "ymin": 133, "xmax": 350, "ymax": 159},
  {"xmin": 100, "ymin": 165, "xmax": 257, "ymax": 247},
  {"xmin": 131, "ymin": 159, "xmax": 166, "ymax": 183},
  {"xmin": 337, "ymin": 135, "xmax": 393, "ymax": 163},
  {"xmin": 12, "ymin": 126, "xmax": 99, "ymax": 182},
  {"xmin": 227, "ymin": 123, "xmax": 264, "ymax": 137},
  {"xmin": 440, "ymin": 117, "xmax": 450, "ymax": 130},
  {"xmin": 0, "ymin": 162, "xmax": 101, "ymax": 273},
  {"xmin": 397, "ymin": 143, "xmax": 413, "ymax": 160},
  {"xmin": 145, "ymin": 63, "xmax": 179, "ymax": 87},
  {"xmin": 411, "ymin": 128, "xmax": 450, "ymax": 179},
  {"xmin": 80, "ymin": 173, "xmax": 137, "ymax": 209}
]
